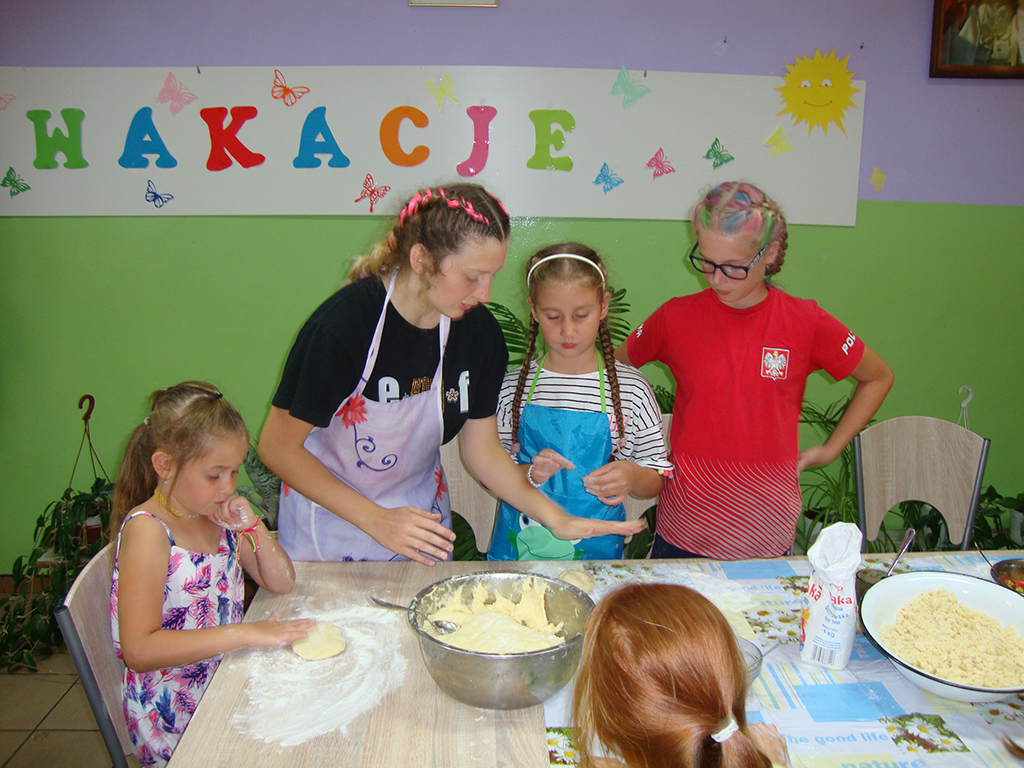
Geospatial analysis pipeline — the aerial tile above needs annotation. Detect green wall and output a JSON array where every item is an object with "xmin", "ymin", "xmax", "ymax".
[{"xmin": 2, "ymin": 201, "xmax": 1022, "ymax": 567}]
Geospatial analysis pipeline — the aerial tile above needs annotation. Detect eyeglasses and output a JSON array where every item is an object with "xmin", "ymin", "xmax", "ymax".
[{"xmin": 688, "ymin": 242, "xmax": 769, "ymax": 280}]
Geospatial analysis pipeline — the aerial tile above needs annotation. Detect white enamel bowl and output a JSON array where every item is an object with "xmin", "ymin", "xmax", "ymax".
[{"xmin": 860, "ymin": 571, "xmax": 1024, "ymax": 702}]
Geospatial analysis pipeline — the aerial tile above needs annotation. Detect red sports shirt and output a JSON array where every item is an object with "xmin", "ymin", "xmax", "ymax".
[{"xmin": 627, "ymin": 287, "xmax": 864, "ymax": 558}]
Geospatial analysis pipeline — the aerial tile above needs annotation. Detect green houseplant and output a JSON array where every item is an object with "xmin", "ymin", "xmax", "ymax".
[
  {"xmin": 793, "ymin": 397, "xmax": 863, "ymax": 553},
  {"xmin": 1, "ymin": 395, "xmax": 113, "ymax": 671}
]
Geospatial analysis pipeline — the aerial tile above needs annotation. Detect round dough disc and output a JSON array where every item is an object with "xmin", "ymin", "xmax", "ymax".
[
  {"xmin": 291, "ymin": 622, "xmax": 346, "ymax": 660},
  {"xmin": 558, "ymin": 569, "xmax": 595, "ymax": 593}
]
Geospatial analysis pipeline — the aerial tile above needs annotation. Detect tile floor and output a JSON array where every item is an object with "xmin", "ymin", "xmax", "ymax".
[{"xmin": 0, "ymin": 651, "xmax": 141, "ymax": 768}]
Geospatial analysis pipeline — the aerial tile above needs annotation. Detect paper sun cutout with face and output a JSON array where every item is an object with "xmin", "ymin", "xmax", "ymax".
[{"xmin": 776, "ymin": 49, "xmax": 859, "ymax": 136}]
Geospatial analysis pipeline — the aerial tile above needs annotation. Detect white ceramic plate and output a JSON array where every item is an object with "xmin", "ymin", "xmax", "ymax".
[{"xmin": 860, "ymin": 571, "xmax": 1024, "ymax": 702}]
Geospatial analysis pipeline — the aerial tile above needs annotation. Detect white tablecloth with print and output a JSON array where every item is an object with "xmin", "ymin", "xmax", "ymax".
[{"xmin": 531, "ymin": 553, "xmax": 1024, "ymax": 768}]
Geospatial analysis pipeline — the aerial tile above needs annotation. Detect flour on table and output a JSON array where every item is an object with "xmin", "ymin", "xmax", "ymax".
[{"xmin": 233, "ymin": 600, "xmax": 407, "ymax": 747}]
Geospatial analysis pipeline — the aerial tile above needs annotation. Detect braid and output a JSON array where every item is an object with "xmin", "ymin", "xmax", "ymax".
[
  {"xmin": 349, "ymin": 183, "xmax": 511, "ymax": 283},
  {"xmin": 598, "ymin": 319, "xmax": 625, "ymax": 456},
  {"xmin": 692, "ymin": 181, "xmax": 789, "ymax": 277},
  {"xmin": 758, "ymin": 195, "xmax": 788, "ymax": 276},
  {"xmin": 510, "ymin": 318, "xmax": 541, "ymax": 453}
]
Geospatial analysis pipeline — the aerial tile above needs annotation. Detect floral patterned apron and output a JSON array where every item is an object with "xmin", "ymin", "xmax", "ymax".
[{"xmin": 278, "ymin": 273, "xmax": 451, "ymax": 561}]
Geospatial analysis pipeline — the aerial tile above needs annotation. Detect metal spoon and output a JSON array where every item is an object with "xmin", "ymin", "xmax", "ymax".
[
  {"xmin": 368, "ymin": 596, "xmax": 457, "ymax": 634},
  {"xmin": 886, "ymin": 528, "xmax": 917, "ymax": 577},
  {"xmin": 976, "ymin": 543, "xmax": 995, "ymax": 569}
]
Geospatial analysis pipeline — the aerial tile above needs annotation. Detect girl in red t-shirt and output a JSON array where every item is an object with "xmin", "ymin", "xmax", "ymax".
[{"xmin": 616, "ymin": 182, "xmax": 893, "ymax": 559}]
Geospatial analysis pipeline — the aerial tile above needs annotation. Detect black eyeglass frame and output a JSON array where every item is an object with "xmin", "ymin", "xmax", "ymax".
[{"xmin": 687, "ymin": 241, "xmax": 770, "ymax": 281}]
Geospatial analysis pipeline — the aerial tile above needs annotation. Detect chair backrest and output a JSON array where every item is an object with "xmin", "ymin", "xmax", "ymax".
[
  {"xmin": 54, "ymin": 542, "xmax": 131, "ymax": 768},
  {"xmin": 440, "ymin": 438, "xmax": 499, "ymax": 551},
  {"xmin": 622, "ymin": 413, "xmax": 673, "ymax": 524},
  {"xmin": 854, "ymin": 415, "xmax": 990, "ymax": 549}
]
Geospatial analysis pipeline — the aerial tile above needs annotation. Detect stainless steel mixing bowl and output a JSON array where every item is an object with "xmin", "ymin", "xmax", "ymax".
[{"xmin": 408, "ymin": 571, "xmax": 595, "ymax": 710}]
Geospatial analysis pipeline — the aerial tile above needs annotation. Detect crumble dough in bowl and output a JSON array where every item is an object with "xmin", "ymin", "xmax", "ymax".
[
  {"xmin": 409, "ymin": 571, "xmax": 594, "ymax": 710},
  {"xmin": 860, "ymin": 571, "xmax": 1024, "ymax": 703}
]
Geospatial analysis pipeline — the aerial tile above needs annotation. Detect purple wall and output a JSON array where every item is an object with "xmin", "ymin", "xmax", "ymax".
[{"xmin": 2, "ymin": 0, "xmax": 1021, "ymax": 206}]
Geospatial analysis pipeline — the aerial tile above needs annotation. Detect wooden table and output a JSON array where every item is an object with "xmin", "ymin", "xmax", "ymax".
[
  {"xmin": 167, "ymin": 559, "xmax": 550, "ymax": 768},
  {"xmin": 169, "ymin": 551, "xmax": 1024, "ymax": 768}
]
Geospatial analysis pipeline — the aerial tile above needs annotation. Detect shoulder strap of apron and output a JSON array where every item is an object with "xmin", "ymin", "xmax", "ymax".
[
  {"xmin": 356, "ymin": 272, "xmax": 450, "ymax": 396},
  {"xmin": 526, "ymin": 352, "xmax": 606, "ymax": 412}
]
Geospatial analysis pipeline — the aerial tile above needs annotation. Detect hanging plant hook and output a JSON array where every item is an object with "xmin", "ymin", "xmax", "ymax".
[
  {"xmin": 958, "ymin": 385, "xmax": 973, "ymax": 410},
  {"xmin": 78, "ymin": 393, "xmax": 95, "ymax": 423}
]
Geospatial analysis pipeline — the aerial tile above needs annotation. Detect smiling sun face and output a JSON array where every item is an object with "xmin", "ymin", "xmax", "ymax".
[{"xmin": 776, "ymin": 49, "xmax": 859, "ymax": 136}]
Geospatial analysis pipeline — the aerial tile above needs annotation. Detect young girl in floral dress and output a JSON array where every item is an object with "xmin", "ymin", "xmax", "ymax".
[{"xmin": 110, "ymin": 381, "xmax": 312, "ymax": 766}]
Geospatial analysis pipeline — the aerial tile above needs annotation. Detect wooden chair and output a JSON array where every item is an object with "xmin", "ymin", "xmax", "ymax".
[
  {"xmin": 854, "ymin": 416, "xmax": 990, "ymax": 551},
  {"xmin": 54, "ymin": 542, "xmax": 132, "ymax": 768},
  {"xmin": 441, "ymin": 438, "xmax": 500, "ymax": 551}
]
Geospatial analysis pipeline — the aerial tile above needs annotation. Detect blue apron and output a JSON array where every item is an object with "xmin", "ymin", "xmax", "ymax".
[{"xmin": 488, "ymin": 357, "xmax": 625, "ymax": 560}]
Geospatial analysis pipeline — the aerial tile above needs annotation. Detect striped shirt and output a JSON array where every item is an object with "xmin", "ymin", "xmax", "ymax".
[{"xmin": 496, "ymin": 361, "xmax": 672, "ymax": 473}]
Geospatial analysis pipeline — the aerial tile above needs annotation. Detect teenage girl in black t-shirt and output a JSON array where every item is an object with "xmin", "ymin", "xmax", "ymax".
[{"xmin": 260, "ymin": 183, "xmax": 644, "ymax": 565}]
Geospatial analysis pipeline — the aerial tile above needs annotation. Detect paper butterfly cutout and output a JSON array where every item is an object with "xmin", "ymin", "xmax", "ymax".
[
  {"xmin": 271, "ymin": 69, "xmax": 310, "ymax": 107},
  {"xmin": 425, "ymin": 72, "xmax": 459, "ymax": 111},
  {"xmin": 156, "ymin": 72, "xmax": 197, "ymax": 116},
  {"xmin": 0, "ymin": 93, "xmax": 15, "ymax": 111},
  {"xmin": 869, "ymin": 166, "xmax": 887, "ymax": 193},
  {"xmin": 703, "ymin": 138, "xmax": 734, "ymax": 169},
  {"xmin": 145, "ymin": 180, "xmax": 173, "ymax": 208},
  {"xmin": 354, "ymin": 173, "xmax": 390, "ymax": 213},
  {"xmin": 646, "ymin": 148, "xmax": 676, "ymax": 179},
  {"xmin": 2, "ymin": 167, "xmax": 30, "ymax": 197},
  {"xmin": 609, "ymin": 66, "xmax": 651, "ymax": 108},
  {"xmin": 593, "ymin": 163, "xmax": 624, "ymax": 194},
  {"xmin": 764, "ymin": 127, "xmax": 793, "ymax": 156}
]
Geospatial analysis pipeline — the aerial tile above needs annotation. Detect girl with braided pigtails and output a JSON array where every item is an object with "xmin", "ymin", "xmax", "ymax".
[
  {"xmin": 489, "ymin": 243, "xmax": 671, "ymax": 561},
  {"xmin": 616, "ymin": 182, "xmax": 893, "ymax": 560},
  {"xmin": 261, "ymin": 185, "xmax": 643, "ymax": 565}
]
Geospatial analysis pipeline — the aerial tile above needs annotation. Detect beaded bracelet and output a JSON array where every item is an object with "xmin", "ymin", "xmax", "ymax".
[{"xmin": 526, "ymin": 464, "xmax": 541, "ymax": 489}]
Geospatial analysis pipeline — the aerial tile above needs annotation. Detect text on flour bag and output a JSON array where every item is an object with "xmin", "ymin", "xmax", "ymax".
[{"xmin": 800, "ymin": 522, "xmax": 863, "ymax": 669}]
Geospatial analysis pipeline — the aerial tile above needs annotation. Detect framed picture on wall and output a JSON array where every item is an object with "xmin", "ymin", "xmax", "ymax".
[
  {"xmin": 409, "ymin": 0, "xmax": 496, "ymax": 5},
  {"xmin": 930, "ymin": 0, "xmax": 1024, "ymax": 77}
]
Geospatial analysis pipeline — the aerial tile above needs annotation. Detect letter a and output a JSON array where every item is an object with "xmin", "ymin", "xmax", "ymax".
[
  {"xmin": 200, "ymin": 106, "xmax": 266, "ymax": 171},
  {"xmin": 118, "ymin": 107, "xmax": 178, "ymax": 168},
  {"xmin": 26, "ymin": 109, "xmax": 89, "ymax": 169},
  {"xmin": 293, "ymin": 107, "xmax": 350, "ymax": 168}
]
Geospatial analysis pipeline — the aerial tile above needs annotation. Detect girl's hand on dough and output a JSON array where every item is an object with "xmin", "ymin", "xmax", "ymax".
[{"xmin": 246, "ymin": 615, "xmax": 316, "ymax": 648}]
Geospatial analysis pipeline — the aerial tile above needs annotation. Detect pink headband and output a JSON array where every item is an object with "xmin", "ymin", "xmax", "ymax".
[{"xmin": 397, "ymin": 188, "xmax": 506, "ymax": 229}]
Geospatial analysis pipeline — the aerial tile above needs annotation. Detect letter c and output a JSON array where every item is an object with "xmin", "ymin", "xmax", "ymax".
[{"xmin": 380, "ymin": 106, "xmax": 430, "ymax": 167}]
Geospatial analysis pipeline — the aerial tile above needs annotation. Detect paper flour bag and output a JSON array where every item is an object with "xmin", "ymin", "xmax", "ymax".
[{"xmin": 800, "ymin": 522, "xmax": 862, "ymax": 669}]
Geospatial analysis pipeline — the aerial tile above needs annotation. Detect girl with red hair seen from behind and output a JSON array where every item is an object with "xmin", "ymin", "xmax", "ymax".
[{"xmin": 572, "ymin": 583, "xmax": 790, "ymax": 768}]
